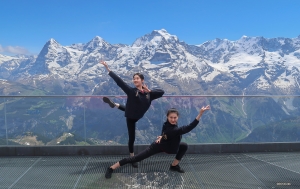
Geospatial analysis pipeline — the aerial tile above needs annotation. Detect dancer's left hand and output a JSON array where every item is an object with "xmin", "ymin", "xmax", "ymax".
[
  {"xmin": 200, "ymin": 105, "xmax": 210, "ymax": 114},
  {"xmin": 142, "ymin": 83, "xmax": 151, "ymax": 93}
]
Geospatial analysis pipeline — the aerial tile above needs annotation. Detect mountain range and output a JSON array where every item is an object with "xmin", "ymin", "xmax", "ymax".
[{"xmin": 1, "ymin": 29, "xmax": 300, "ymax": 96}]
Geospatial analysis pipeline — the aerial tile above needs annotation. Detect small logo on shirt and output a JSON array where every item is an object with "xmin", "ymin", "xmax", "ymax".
[{"xmin": 162, "ymin": 133, "xmax": 167, "ymax": 140}]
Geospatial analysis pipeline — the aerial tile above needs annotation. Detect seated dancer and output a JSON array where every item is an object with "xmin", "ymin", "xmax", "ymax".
[
  {"xmin": 100, "ymin": 61, "xmax": 164, "ymax": 168},
  {"xmin": 105, "ymin": 105, "xmax": 210, "ymax": 178}
]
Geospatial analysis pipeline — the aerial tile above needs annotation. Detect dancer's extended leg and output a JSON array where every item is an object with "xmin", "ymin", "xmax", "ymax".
[
  {"xmin": 103, "ymin": 97, "xmax": 125, "ymax": 111},
  {"xmin": 170, "ymin": 142, "xmax": 188, "ymax": 173},
  {"xmin": 105, "ymin": 143, "xmax": 162, "ymax": 178}
]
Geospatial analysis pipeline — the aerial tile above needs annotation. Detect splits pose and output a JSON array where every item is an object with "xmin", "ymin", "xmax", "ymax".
[
  {"xmin": 105, "ymin": 105, "xmax": 210, "ymax": 179},
  {"xmin": 100, "ymin": 61, "xmax": 164, "ymax": 168}
]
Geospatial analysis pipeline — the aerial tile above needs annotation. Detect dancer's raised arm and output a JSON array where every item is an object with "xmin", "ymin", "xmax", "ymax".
[
  {"xmin": 100, "ymin": 61, "xmax": 131, "ymax": 94},
  {"xmin": 162, "ymin": 105, "xmax": 210, "ymax": 139}
]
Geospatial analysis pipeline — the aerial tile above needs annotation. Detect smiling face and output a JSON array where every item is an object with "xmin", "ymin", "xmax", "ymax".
[
  {"xmin": 167, "ymin": 112, "xmax": 179, "ymax": 125},
  {"xmin": 132, "ymin": 73, "xmax": 144, "ymax": 88}
]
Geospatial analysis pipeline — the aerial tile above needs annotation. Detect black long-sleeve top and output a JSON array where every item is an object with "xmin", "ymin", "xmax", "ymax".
[
  {"xmin": 108, "ymin": 71, "xmax": 165, "ymax": 120},
  {"xmin": 159, "ymin": 119, "xmax": 199, "ymax": 153}
]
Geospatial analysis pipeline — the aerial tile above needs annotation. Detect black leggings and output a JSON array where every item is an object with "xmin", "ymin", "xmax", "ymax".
[
  {"xmin": 119, "ymin": 142, "xmax": 188, "ymax": 166},
  {"xmin": 118, "ymin": 104, "xmax": 126, "ymax": 111},
  {"xmin": 126, "ymin": 118, "xmax": 138, "ymax": 153},
  {"xmin": 118, "ymin": 104, "xmax": 138, "ymax": 153}
]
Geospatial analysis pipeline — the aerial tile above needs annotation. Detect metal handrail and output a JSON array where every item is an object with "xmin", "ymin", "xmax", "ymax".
[{"xmin": 0, "ymin": 95, "xmax": 299, "ymax": 98}]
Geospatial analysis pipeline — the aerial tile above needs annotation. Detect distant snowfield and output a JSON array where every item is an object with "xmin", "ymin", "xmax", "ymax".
[
  {"xmin": 0, "ymin": 54, "xmax": 20, "ymax": 64},
  {"xmin": 201, "ymin": 69, "xmax": 220, "ymax": 82},
  {"xmin": 254, "ymin": 76, "xmax": 271, "ymax": 90},
  {"xmin": 274, "ymin": 72, "xmax": 296, "ymax": 89}
]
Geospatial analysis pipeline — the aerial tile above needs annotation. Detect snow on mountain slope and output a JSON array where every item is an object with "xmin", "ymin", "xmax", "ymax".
[{"xmin": 0, "ymin": 54, "xmax": 16, "ymax": 64}]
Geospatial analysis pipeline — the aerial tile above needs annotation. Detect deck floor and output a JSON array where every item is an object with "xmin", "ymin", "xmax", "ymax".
[{"xmin": 0, "ymin": 152, "xmax": 300, "ymax": 189}]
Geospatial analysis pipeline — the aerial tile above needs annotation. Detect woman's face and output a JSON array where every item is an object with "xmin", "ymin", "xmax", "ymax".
[
  {"xmin": 167, "ymin": 112, "xmax": 179, "ymax": 125},
  {"xmin": 133, "ymin": 75, "xmax": 143, "ymax": 87}
]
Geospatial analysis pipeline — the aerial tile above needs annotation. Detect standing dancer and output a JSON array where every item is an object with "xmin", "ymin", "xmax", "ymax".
[
  {"xmin": 100, "ymin": 61, "xmax": 164, "ymax": 168},
  {"xmin": 105, "ymin": 105, "xmax": 210, "ymax": 178}
]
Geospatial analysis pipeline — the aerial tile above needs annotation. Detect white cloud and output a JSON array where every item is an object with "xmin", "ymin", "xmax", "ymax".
[{"xmin": 0, "ymin": 44, "xmax": 29, "ymax": 55}]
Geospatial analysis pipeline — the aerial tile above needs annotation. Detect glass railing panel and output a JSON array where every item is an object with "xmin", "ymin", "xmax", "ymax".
[
  {"xmin": 237, "ymin": 96, "xmax": 300, "ymax": 143},
  {"xmin": 1, "ymin": 95, "xmax": 299, "ymax": 146},
  {"xmin": 0, "ymin": 98, "xmax": 7, "ymax": 145},
  {"xmin": 84, "ymin": 96, "xmax": 128, "ymax": 145},
  {"xmin": 4, "ymin": 97, "xmax": 65, "ymax": 145},
  {"xmin": 2, "ymin": 96, "xmax": 88, "ymax": 146}
]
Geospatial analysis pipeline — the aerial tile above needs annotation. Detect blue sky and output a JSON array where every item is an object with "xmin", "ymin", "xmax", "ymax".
[{"xmin": 1, "ymin": 0, "xmax": 299, "ymax": 55}]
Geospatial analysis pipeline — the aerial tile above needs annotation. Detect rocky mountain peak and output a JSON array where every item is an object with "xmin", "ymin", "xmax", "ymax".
[
  {"xmin": 132, "ymin": 29, "xmax": 179, "ymax": 48},
  {"xmin": 84, "ymin": 36, "xmax": 110, "ymax": 51}
]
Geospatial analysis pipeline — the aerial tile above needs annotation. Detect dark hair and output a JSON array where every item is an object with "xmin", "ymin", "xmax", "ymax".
[
  {"xmin": 166, "ymin": 108, "xmax": 179, "ymax": 117},
  {"xmin": 133, "ymin": 73, "xmax": 144, "ymax": 80}
]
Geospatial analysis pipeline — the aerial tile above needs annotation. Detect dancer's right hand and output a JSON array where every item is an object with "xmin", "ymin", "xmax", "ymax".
[
  {"xmin": 100, "ymin": 61, "xmax": 111, "ymax": 72},
  {"xmin": 155, "ymin": 136, "xmax": 162, "ymax": 144}
]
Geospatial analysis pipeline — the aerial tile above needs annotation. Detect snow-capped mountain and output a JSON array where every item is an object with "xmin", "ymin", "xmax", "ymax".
[
  {"xmin": 1, "ymin": 29, "xmax": 300, "ymax": 95},
  {"xmin": 188, "ymin": 36, "xmax": 300, "ymax": 94}
]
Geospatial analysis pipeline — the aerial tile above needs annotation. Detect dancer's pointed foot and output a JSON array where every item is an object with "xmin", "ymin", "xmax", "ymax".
[
  {"xmin": 105, "ymin": 167, "xmax": 114, "ymax": 179},
  {"xmin": 131, "ymin": 162, "xmax": 138, "ymax": 168},
  {"xmin": 103, "ymin": 97, "xmax": 116, "ymax": 108},
  {"xmin": 170, "ymin": 164, "xmax": 185, "ymax": 173}
]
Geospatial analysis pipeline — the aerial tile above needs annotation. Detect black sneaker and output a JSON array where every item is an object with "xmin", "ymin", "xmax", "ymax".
[
  {"xmin": 105, "ymin": 167, "xmax": 114, "ymax": 179},
  {"xmin": 169, "ymin": 164, "xmax": 185, "ymax": 173},
  {"xmin": 131, "ymin": 162, "xmax": 138, "ymax": 168},
  {"xmin": 103, "ymin": 97, "xmax": 116, "ymax": 108}
]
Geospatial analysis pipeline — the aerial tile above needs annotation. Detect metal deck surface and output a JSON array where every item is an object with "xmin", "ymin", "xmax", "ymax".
[{"xmin": 0, "ymin": 152, "xmax": 300, "ymax": 189}]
